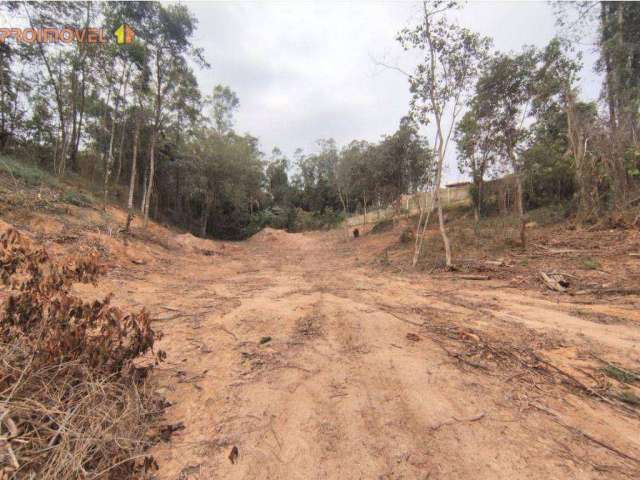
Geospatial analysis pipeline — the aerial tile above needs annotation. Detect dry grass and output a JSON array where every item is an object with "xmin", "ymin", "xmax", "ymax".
[
  {"xmin": 0, "ymin": 340, "xmax": 160, "ymax": 479},
  {"xmin": 0, "ymin": 226, "xmax": 165, "ymax": 479}
]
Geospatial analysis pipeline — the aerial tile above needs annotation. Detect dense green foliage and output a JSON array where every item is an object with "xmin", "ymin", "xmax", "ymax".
[
  {"xmin": 1, "ymin": 0, "xmax": 638, "ymax": 243},
  {"xmin": 0, "ymin": 2, "xmax": 432, "ymax": 239}
]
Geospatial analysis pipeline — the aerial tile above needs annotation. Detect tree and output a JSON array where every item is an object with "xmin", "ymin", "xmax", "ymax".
[
  {"xmin": 137, "ymin": 3, "xmax": 201, "ymax": 227},
  {"xmin": 374, "ymin": 117, "xmax": 432, "ymax": 209},
  {"xmin": 454, "ymin": 105, "xmax": 495, "ymax": 224},
  {"xmin": 475, "ymin": 48, "xmax": 537, "ymax": 247},
  {"xmin": 266, "ymin": 148, "xmax": 290, "ymax": 207},
  {"xmin": 209, "ymin": 85, "xmax": 239, "ymax": 135},
  {"xmin": 535, "ymin": 38, "xmax": 599, "ymax": 217},
  {"xmin": 554, "ymin": 2, "xmax": 640, "ymax": 208},
  {"xmin": 0, "ymin": 41, "xmax": 28, "ymax": 151},
  {"xmin": 338, "ymin": 140, "xmax": 375, "ymax": 224},
  {"xmin": 521, "ymin": 102, "xmax": 578, "ymax": 210},
  {"xmin": 188, "ymin": 128, "xmax": 264, "ymax": 239},
  {"xmin": 22, "ymin": 1, "xmax": 90, "ymax": 175},
  {"xmin": 398, "ymin": 0, "xmax": 491, "ymax": 267},
  {"xmin": 293, "ymin": 139, "xmax": 342, "ymax": 214}
]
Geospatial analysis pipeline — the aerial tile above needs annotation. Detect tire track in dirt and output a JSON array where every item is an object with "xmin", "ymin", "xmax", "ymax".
[{"xmin": 102, "ymin": 229, "xmax": 640, "ymax": 479}]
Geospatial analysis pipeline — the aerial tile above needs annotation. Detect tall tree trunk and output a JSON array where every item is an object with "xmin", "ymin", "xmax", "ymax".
[
  {"xmin": 69, "ymin": 1, "xmax": 91, "ymax": 172},
  {"xmin": 71, "ymin": 66, "xmax": 86, "ymax": 172},
  {"xmin": 515, "ymin": 171, "xmax": 526, "ymax": 249},
  {"xmin": 143, "ymin": 53, "xmax": 163, "ymax": 228},
  {"xmin": 565, "ymin": 87, "xmax": 591, "ymax": 217},
  {"xmin": 104, "ymin": 64, "xmax": 129, "ymax": 209},
  {"xmin": 140, "ymin": 166, "xmax": 148, "ymax": 212},
  {"xmin": 125, "ymin": 116, "xmax": 140, "ymax": 232},
  {"xmin": 103, "ymin": 116, "xmax": 116, "ymax": 209},
  {"xmin": 200, "ymin": 193, "xmax": 211, "ymax": 238},
  {"xmin": 115, "ymin": 114, "xmax": 127, "ymax": 184},
  {"xmin": 362, "ymin": 192, "xmax": 367, "ymax": 226},
  {"xmin": 433, "ymin": 149, "xmax": 452, "ymax": 267},
  {"xmin": 473, "ymin": 176, "xmax": 482, "ymax": 224},
  {"xmin": 601, "ymin": 2, "xmax": 618, "ymax": 132},
  {"xmin": 115, "ymin": 68, "xmax": 131, "ymax": 184},
  {"xmin": 421, "ymin": 3, "xmax": 452, "ymax": 269},
  {"xmin": 143, "ymin": 132, "xmax": 156, "ymax": 226},
  {"xmin": 430, "ymin": 111, "xmax": 452, "ymax": 267},
  {"xmin": 69, "ymin": 72, "xmax": 78, "ymax": 169}
]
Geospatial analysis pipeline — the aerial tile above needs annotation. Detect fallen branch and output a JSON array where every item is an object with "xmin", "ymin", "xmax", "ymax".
[
  {"xmin": 379, "ymin": 307, "xmax": 424, "ymax": 327},
  {"xmin": 431, "ymin": 412, "xmax": 486, "ymax": 431},
  {"xmin": 436, "ymin": 274, "xmax": 490, "ymax": 280},
  {"xmin": 534, "ymin": 356, "xmax": 615, "ymax": 406},
  {"xmin": 574, "ymin": 287, "xmax": 640, "ymax": 296},
  {"xmin": 530, "ymin": 402, "xmax": 640, "ymax": 466},
  {"xmin": 535, "ymin": 244, "xmax": 600, "ymax": 255}
]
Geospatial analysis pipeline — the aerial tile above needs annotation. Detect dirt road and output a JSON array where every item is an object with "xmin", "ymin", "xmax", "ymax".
[{"xmin": 102, "ymin": 228, "xmax": 640, "ymax": 479}]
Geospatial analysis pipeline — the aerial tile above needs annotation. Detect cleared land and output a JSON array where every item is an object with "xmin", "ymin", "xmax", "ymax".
[{"xmin": 2, "ymin": 199, "xmax": 640, "ymax": 479}]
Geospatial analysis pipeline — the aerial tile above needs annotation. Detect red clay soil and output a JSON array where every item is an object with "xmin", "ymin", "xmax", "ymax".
[{"xmin": 3, "ymin": 211, "xmax": 640, "ymax": 479}]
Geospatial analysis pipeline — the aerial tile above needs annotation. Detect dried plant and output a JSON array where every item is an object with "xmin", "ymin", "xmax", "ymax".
[{"xmin": 0, "ymin": 227, "xmax": 166, "ymax": 479}]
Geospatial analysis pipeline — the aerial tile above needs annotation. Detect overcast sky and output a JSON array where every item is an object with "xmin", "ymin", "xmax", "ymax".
[{"xmin": 185, "ymin": 1, "xmax": 601, "ymax": 183}]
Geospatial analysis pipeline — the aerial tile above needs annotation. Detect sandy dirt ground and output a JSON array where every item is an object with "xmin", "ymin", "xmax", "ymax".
[{"xmin": 68, "ymin": 225, "xmax": 639, "ymax": 480}]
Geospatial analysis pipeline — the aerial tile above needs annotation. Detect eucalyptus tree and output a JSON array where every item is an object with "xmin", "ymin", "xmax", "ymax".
[
  {"xmin": 338, "ymin": 140, "xmax": 375, "ymax": 222},
  {"xmin": 0, "ymin": 41, "xmax": 29, "ymax": 151},
  {"xmin": 398, "ymin": 0, "xmax": 491, "ymax": 267},
  {"xmin": 266, "ymin": 147, "xmax": 290, "ymax": 207},
  {"xmin": 454, "ymin": 105, "xmax": 495, "ymax": 223},
  {"xmin": 374, "ymin": 116, "xmax": 432, "ymax": 208},
  {"xmin": 209, "ymin": 85, "xmax": 240, "ymax": 135},
  {"xmin": 187, "ymin": 128, "xmax": 264, "ymax": 239},
  {"xmin": 534, "ymin": 39, "xmax": 601, "ymax": 216},
  {"xmin": 136, "ymin": 3, "xmax": 204, "ymax": 227},
  {"xmin": 293, "ymin": 139, "xmax": 342, "ymax": 213},
  {"xmin": 554, "ymin": 2, "xmax": 640, "ymax": 208},
  {"xmin": 475, "ymin": 48, "xmax": 537, "ymax": 247},
  {"xmin": 21, "ymin": 1, "xmax": 91, "ymax": 175}
]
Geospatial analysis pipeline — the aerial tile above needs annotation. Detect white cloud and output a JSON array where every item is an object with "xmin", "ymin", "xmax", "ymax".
[{"xmin": 185, "ymin": 1, "xmax": 601, "ymax": 182}]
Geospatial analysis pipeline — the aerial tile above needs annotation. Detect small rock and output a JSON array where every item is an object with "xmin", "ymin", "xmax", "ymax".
[{"xmin": 228, "ymin": 446, "xmax": 239, "ymax": 464}]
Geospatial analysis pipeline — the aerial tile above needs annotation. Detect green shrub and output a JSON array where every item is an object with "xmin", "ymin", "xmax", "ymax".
[
  {"xmin": 293, "ymin": 208, "xmax": 344, "ymax": 232},
  {"xmin": 527, "ymin": 205, "xmax": 570, "ymax": 226},
  {"xmin": 0, "ymin": 156, "xmax": 57, "ymax": 187},
  {"xmin": 61, "ymin": 190, "xmax": 94, "ymax": 207},
  {"xmin": 370, "ymin": 218, "xmax": 394, "ymax": 234},
  {"xmin": 400, "ymin": 227, "xmax": 414, "ymax": 243}
]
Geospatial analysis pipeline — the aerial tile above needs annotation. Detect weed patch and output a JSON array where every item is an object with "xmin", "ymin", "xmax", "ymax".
[
  {"xmin": 617, "ymin": 390, "xmax": 640, "ymax": 407},
  {"xmin": 581, "ymin": 258, "xmax": 602, "ymax": 270},
  {"xmin": 603, "ymin": 365, "xmax": 640, "ymax": 383}
]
